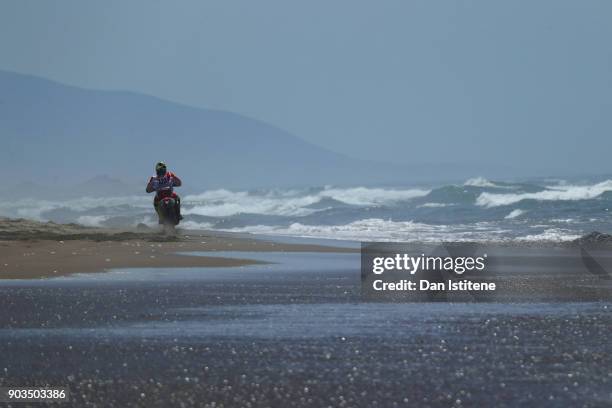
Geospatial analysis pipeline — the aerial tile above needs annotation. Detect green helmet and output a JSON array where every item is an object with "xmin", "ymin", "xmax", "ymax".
[{"xmin": 155, "ymin": 161, "xmax": 167, "ymax": 176}]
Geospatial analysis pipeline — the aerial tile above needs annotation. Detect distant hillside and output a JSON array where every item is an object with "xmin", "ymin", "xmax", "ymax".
[{"xmin": 0, "ymin": 70, "xmax": 483, "ymax": 193}]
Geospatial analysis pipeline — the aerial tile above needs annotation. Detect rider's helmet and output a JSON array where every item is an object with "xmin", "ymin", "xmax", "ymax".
[{"xmin": 155, "ymin": 161, "xmax": 167, "ymax": 177}]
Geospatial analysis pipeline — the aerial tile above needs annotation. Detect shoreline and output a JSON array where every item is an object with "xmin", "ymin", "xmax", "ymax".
[
  {"xmin": 1, "ymin": 218, "xmax": 611, "ymax": 280},
  {"xmin": 0, "ymin": 218, "xmax": 356, "ymax": 280}
]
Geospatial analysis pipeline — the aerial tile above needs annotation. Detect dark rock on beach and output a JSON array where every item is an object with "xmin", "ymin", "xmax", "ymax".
[{"xmin": 573, "ymin": 231, "xmax": 612, "ymax": 245}]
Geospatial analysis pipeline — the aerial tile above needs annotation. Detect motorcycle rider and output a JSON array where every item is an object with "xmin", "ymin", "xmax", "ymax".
[{"xmin": 146, "ymin": 161, "xmax": 183, "ymax": 223}]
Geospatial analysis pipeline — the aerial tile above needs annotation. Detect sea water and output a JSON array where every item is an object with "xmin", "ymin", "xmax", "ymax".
[{"xmin": 3, "ymin": 177, "xmax": 612, "ymax": 242}]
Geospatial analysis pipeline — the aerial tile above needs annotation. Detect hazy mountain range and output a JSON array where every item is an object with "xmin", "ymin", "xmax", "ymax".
[{"xmin": 1, "ymin": 70, "xmax": 496, "ymax": 198}]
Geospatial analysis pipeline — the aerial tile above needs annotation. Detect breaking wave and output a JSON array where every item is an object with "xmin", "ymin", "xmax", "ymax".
[
  {"xmin": 504, "ymin": 209, "xmax": 526, "ymax": 219},
  {"xmin": 222, "ymin": 218, "xmax": 512, "ymax": 242},
  {"xmin": 516, "ymin": 228, "xmax": 582, "ymax": 242},
  {"xmin": 183, "ymin": 186, "xmax": 430, "ymax": 217},
  {"xmin": 464, "ymin": 177, "xmax": 499, "ymax": 188},
  {"xmin": 3, "ymin": 178, "xmax": 612, "ymax": 242},
  {"xmin": 476, "ymin": 180, "xmax": 612, "ymax": 208}
]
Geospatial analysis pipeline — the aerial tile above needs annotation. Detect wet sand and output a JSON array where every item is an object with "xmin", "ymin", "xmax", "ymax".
[
  {"xmin": 0, "ymin": 252, "xmax": 611, "ymax": 407},
  {"xmin": 1, "ymin": 219, "xmax": 611, "ymax": 406},
  {"xmin": 0, "ymin": 218, "xmax": 354, "ymax": 279}
]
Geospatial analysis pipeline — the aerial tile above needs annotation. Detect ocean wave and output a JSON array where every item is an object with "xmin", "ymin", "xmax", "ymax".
[
  {"xmin": 418, "ymin": 202, "xmax": 451, "ymax": 208},
  {"xmin": 0, "ymin": 186, "xmax": 430, "ymax": 221},
  {"xmin": 476, "ymin": 180, "xmax": 612, "ymax": 208},
  {"xmin": 515, "ymin": 228, "xmax": 581, "ymax": 241},
  {"xmin": 464, "ymin": 177, "xmax": 499, "ymax": 188},
  {"xmin": 504, "ymin": 209, "xmax": 526, "ymax": 219},
  {"xmin": 183, "ymin": 186, "xmax": 430, "ymax": 217},
  {"xmin": 0, "ymin": 181, "xmax": 607, "ymax": 243},
  {"xmin": 319, "ymin": 186, "xmax": 430, "ymax": 206},
  {"xmin": 222, "ymin": 218, "xmax": 510, "ymax": 242},
  {"xmin": 184, "ymin": 189, "xmax": 320, "ymax": 217},
  {"xmin": 76, "ymin": 215, "xmax": 110, "ymax": 227},
  {"xmin": 0, "ymin": 195, "xmax": 150, "ymax": 221},
  {"xmin": 550, "ymin": 218, "xmax": 577, "ymax": 224}
]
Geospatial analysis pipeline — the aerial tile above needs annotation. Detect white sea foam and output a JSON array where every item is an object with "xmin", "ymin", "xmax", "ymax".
[
  {"xmin": 516, "ymin": 228, "xmax": 581, "ymax": 242},
  {"xmin": 0, "ymin": 195, "xmax": 150, "ymax": 221},
  {"xmin": 418, "ymin": 202, "xmax": 450, "ymax": 208},
  {"xmin": 476, "ymin": 180, "xmax": 612, "ymax": 208},
  {"xmin": 318, "ymin": 186, "xmax": 430, "ymax": 206},
  {"xmin": 504, "ymin": 209, "xmax": 526, "ymax": 219},
  {"xmin": 464, "ymin": 177, "xmax": 498, "ymax": 188},
  {"xmin": 179, "ymin": 220, "xmax": 215, "ymax": 230},
  {"xmin": 76, "ymin": 215, "xmax": 110, "ymax": 227},
  {"xmin": 0, "ymin": 182, "xmax": 601, "ymax": 243},
  {"xmin": 1, "ymin": 186, "xmax": 430, "ymax": 223},
  {"xmin": 224, "ymin": 219, "xmax": 585, "ymax": 242},
  {"xmin": 183, "ymin": 186, "xmax": 430, "ymax": 217},
  {"xmin": 222, "ymin": 218, "xmax": 509, "ymax": 242},
  {"xmin": 183, "ymin": 189, "xmax": 320, "ymax": 217},
  {"xmin": 550, "ymin": 218, "xmax": 577, "ymax": 224}
]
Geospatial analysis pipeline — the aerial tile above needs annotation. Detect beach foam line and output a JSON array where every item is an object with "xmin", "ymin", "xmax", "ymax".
[{"xmin": 220, "ymin": 218, "xmax": 510, "ymax": 242}]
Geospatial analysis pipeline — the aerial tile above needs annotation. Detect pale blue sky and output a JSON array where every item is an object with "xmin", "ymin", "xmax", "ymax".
[{"xmin": 1, "ymin": 0, "xmax": 611, "ymax": 174}]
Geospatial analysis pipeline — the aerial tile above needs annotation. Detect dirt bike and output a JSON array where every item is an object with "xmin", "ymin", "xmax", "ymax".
[{"xmin": 155, "ymin": 183, "xmax": 181, "ymax": 235}]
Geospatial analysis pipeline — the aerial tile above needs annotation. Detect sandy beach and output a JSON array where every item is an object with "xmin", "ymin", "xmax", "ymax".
[{"xmin": 0, "ymin": 218, "xmax": 354, "ymax": 279}]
